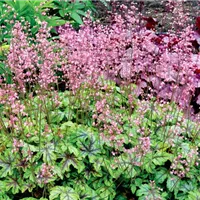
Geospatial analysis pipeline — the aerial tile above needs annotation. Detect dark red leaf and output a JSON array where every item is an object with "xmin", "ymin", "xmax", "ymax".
[
  {"xmin": 196, "ymin": 17, "xmax": 200, "ymax": 29},
  {"xmin": 152, "ymin": 36, "xmax": 163, "ymax": 45},
  {"xmin": 191, "ymin": 40, "xmax": 199, "ymax": 51},
  {"xmin": 195, "ymin": 68, "xmax": 200, "ymax": 74},
  {"xmin": 168, "ymin": 37, "xmax": 180, "ymax": 49},
  {"xmin": 143, "ymin": 17, "xmax": 157, "ymax": 30}
]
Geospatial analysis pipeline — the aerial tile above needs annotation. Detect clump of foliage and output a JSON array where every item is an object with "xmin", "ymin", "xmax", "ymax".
[
  {"xmin": 0, "ymin": 0, "xmax": 96, "ymax": 63},
  {"xmin": 52, "ymin": 0, "xmax": 96, "ymax": 28},
  {"xmin": 0, "ymin": 0, "xmax": 61, "ymax": 45},
  {"xmin": 0, "ymin": 0, "xmax": 96, "ymax": 40},
  {"xmin": 0, "ymin": 78, "xmax": 199, "ymax": 199}
]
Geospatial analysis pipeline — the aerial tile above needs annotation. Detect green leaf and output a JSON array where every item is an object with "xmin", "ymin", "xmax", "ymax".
[
  {"xmin": 155, "ymin": 167, "xmax": 168, "ymax": 184},
  {"xmin": 70, "ymin": 12, "xmax": 83, "ymax": 24},
  {"xmin": 73, "ymin": 2, "xmax": 85, "ymax": 9},
  {"xmin": 18, "ymin": 4, "xmax": 34, "ymax": 17},
  {"xmin": 0, "ymin": 191, "xmax": 12, "ymax": 200},
  {"xmin": 123, "ymin": 164, "xmax": 137, "ymax": 179},
  {"xmin": 5, "ymin": 1, "xmax": 17, "ymax": 10},
  {"xmin": 152, "ymin": 152, "xmax": 172, "ymax": 166},
  {"xmin": 23, "ymin": 168, "xmax": 36, "ymax": 183},
  {"xmin": 21, "ymin": 181, "xmax": 35, "ymax": 193},
  {"xmin": 5, "ymin": 177, "xmax": 21, "ymax": 194},
  {"xmin": 0, "ymin": 180, "xmax": 6, "ymax": 192},
  {"xmin": 72, "ymin": 128, "xmax": 90, "ymax": 141},
  {"xmin": 41, "ymin": 143, "xmax": 56, "ymax": 164},
  {"xmin": 25, "ymin": 15, "xmax": 37, "ymax": 27},
  {"xmin": 76, "ymin": 10, "xmax": 86, "ymax": 16},
  {"xmin": 50, "ymin": 186, "xmax": 79, "ymax": 200},
  {"xmin": 92, "ymin": 156, "xmax": 104, "ymax": 172},
  {"xmin": 136, "ymin": 184, "xmax": 163, "ymax": 200},
  {"xmin": 60, "ymin": 153, "xmax": 79, "ymax": 172},
  {"xmin": 59, "ymin": 10, "xmax": 66, "ymax": 17},
  {"xmin": 16, "ymin": 0, "xmax": 29, "ymax": 11},
  {"xmin": 68, "ymin": 145, "xmax": 79, "ymax": 157},
  {"xmin": 96, "ymin": 186, "xmax": 116, "ymax": 200},
  {"xmin": 179, "ymin": 180, "xmax": 197, "ymax": 194},
  {"xmin": 22, "ymin": 143, "xmax": 38, "ymax": 156},
  {"xmin": 75, "ymin": 184, "xmax": 96, "ymax": 199},
  {"xmin": 29, "ymin": 0, "xmax": 54, "ymax": 9},
  {"xmin": 143, "ymin": 153, "xmax": 156, "ymax": 173},
  {"xmin": 187, "ymin": 190, "xmax": 200, "ymax": 200},
  {"xmin": 0, "ymin": 62, "xmax": 13, "ymax": 83},
  {"xmin": 0, "ymin": 45, "xmax": 9, "ymax": 56},
  {"xmin": 31, "ymin": 26, "xmax": 39, "ymax": 35},
  {"xmin": 63, "ymin": 121, "xmax": 75, "ymax": 127},
  {"xmin": 167, "ymin": 175, "xmax": 180, "ymax": 192},
  {"xmin": 161, "ymin": 192, "xmax": 168, "ymax": 199},
  {"xmin": 50, "ymin": 111, "xmax": 65, "ymax": 123},
  {"xmin": 135, "ymin": 178, "xmax": 143, "ymax": 187},
  {"xmin": 52, "ymin": 165, "xmax": 63, "ymax": 179},
  {"xmin": 79, "ymin": 136, "xmax": 101, "ymax": 159},
  {"xmin": 104, "ymin": 160, "xmax": 122, "ymax": 179},
  {"xmin": 50, "ymin": 186, "xmax": 62, "ymax": 200},
  {"xmin": 131, "ymin": 184, "xmax": 136, "ymax": 194},
  {"xmin": 0, "ymin": 154, "xmax": 14, "ymax": 177},
  {"xmin": 47, "ymin": 17, "xmax": 66, "ymax": 27},
  {"xmin": 136, "ymin": 184, "xmax": 151, "ymax": 196},
  {"xmin": 180, "ymin": 142, "xmax": 190, "ymax": 155}
]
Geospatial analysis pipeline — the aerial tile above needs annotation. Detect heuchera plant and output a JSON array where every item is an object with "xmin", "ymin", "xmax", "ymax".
[
  {"xmin": 0, "ymin": 1, "xmax": 199, "ymax": 199},
  {"xmin": 0, "ymin": 77, "xmax": 199, "ymax": 199},
  {"xmin": 57, "ymin": 4, "xmax": 200, "ymax": 116}
]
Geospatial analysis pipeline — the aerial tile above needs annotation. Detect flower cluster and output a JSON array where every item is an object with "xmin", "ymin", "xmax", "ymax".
[
  {"xmin": 170, "ymin": 146, "xmax": 199, "ymax": 178},
  {"xmin": 7, "ymin": 21, "xmax": 62, "ymax": 94},
  {"xmin": 37, "ymin": 163, "xmax": 54, "ymax": 184},
  {"xmin": 170, "ymin": 154, "xmax": 190, "ymax": 178},
  {"xmin": 139, "ymin": 136, "xmax": 151, "ymax": 155},
  {"xmin": 12, "ymin": 138, "xmax": 23, "ymax": 153}
]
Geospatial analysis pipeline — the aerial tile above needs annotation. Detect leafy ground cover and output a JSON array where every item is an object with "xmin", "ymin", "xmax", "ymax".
[
  {"xmin": 0, "ymin": 79, "xmax": 199, "ymax": 199},
  {"xmin": 0, "ymin": 0, "xmax": 200, "ymax": 199}
]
